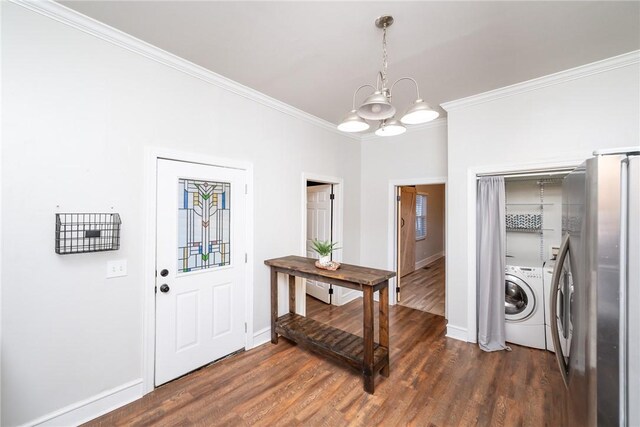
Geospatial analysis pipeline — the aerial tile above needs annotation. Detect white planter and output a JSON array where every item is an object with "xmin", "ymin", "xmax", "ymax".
[{"xmin": 319, "ymin": 255, "xmax": 331, "ymax": 266}]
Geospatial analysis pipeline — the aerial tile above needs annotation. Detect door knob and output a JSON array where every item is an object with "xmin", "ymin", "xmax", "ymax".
[
  {"xmin": 160, "ymin": 284, "xmax": 170, "ymax": 293},
  {"xmin": 160, "ymin": 269, "xmax": 169, "ymax": 277}
]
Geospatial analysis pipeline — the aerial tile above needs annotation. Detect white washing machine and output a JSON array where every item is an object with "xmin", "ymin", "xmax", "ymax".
[{"xmin": 505, "ymin": 257, "xmax": 546, "ymax": 349}]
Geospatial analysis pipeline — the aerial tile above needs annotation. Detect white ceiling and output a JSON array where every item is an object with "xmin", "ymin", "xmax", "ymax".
[{"xmin": 60, "ymin": 1, "xmax": 640, "ymax": 125}]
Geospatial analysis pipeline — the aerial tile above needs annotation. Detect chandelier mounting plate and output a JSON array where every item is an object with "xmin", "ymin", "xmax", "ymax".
[{"xmin": 375, "ymin": 15, "xmax": 394, "ymax": 29}]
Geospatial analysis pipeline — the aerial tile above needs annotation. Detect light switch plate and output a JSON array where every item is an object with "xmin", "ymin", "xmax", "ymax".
[{"xmin": 107, "ymin": 259, "xmax": 127, "ymax": 278}]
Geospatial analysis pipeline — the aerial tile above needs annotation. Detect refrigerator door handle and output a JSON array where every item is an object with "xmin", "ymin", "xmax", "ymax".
[
  {"xmin": 551, "ymin": 233, "xmax": 570, "ymax": 388},
  {"xmin": 619, "ymin": 157, "xmax": 629, "ymax": 425}
]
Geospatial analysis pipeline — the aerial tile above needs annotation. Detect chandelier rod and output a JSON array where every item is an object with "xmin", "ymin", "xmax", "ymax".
[
  {"xmin": 390, "ymin": 77, "xmax": 421, "ymax": 100},
  {"xmin": 381, "ymin": 23, "xmax": 389, "ymax": 89},
  {"xmin": 351, "ymin": 84, "xmax": 376, "ymax": 110}
]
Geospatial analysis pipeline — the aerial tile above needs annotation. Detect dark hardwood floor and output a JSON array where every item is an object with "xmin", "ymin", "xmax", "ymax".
[
  {"xmin": 399, "ymin": 256, "xmax": 445, "ymax": 316},
  {"xmin": 86, "ymin": 294, "xmax": 565, "ymax": 426}
]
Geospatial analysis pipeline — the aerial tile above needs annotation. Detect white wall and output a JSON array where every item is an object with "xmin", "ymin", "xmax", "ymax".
[
  {"xmin": 359, "ymin": 122, "xmax": 448, "ymax": 293},
  {"xmin": 1, "ymin": 3, "xmax": 360, "ymax": 426},
  {"xmin": 443, "ymin": 53, "xmax": 640, "ymax": 342},
  {"xmin": 415, "ymin": 184, "xmax": 445, "ymax": 265}
]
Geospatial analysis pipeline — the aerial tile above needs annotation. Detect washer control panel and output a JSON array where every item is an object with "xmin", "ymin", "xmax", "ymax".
[{"xmin": 506, "ymin": 265, "xmax": 542, "ymax": 279}]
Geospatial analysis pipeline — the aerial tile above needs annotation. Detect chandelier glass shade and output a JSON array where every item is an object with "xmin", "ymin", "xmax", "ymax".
[
  {"xmin": 375, "ymin": 117, "xmax": 406, "ymax": 137},
  {"xmin": 338, "ymin": 16, "xmax": 439, "ymax": 136},
  {"xmin": 401, "ymin": 99, "xmax": 440, "ymax": 125},
  {"xmin": 357, "ymin": 91, "xmax": 396, "ymax": 120},
  {"xmin": 337, "ymin": 110, "xmax": 370, "ymax": 132}
]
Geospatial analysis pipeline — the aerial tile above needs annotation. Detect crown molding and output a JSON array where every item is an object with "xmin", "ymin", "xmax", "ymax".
[
  {"xmin": 10, "ymin": 0, "xmax": 361, "ymax": 141},
  {"xmin": 359, "ymin": 117, "xmax": 448, "ymax": 141},
  {"xmin": 441, "ymin": 50, "xmax": 640, "ymax": 112}
]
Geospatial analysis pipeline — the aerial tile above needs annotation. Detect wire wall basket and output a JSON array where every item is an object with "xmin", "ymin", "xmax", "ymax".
[{"xmin": 55, "ymin": 213, "xmax": 122, "ymax": 254}]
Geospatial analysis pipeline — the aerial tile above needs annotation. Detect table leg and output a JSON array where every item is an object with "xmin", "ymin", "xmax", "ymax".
[
  {"xmin": 379, "ymin": 281, "xmax": 390, "ymax": 377},
  {"xmin": 288, "ymin": 275, "xmax": 296, "ymax": 314},
  {"xmin": 270, "ymin": 269, "xmax": 278, "ymax": 344},
  {"xmin": 363, "ymin": 286, "xmax": 375, "ymax": 393}
]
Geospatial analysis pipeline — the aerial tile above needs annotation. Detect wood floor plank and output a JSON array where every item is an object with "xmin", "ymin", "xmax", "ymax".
[
  {"xmin": 84, "ymin": 293, "xmax": 565, "ymax": 427},
  {"xmin": 399, "ymin": 256, "xmax": 445, "ymax": 316}
]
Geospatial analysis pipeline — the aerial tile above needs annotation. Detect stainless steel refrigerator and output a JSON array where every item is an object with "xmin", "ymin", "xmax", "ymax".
[{"xmin": 550, "ymin": 147, "xmax": 639, "ymax": 426}]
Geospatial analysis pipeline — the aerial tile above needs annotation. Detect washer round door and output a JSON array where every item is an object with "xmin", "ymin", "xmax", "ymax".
[{"xmin": 505, "ymin": 274, "xmax": 536, "ymax": 322}]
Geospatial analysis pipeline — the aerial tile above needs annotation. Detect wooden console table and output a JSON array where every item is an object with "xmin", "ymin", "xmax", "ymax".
[{"xmin": 264, "ymin": 255, "xmax": 395, "ymax": 394}]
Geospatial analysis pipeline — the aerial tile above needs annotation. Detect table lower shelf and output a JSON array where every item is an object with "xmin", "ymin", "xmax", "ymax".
[{"xmin": 275, "ymin": 313, "xmax": 389, "ymax": 373}]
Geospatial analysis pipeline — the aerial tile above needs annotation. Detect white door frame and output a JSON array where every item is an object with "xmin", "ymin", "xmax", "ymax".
[
  {"xmin": 465, "ymin": 158, "xmax": 581, "ymax": 343},
  {"xmin": 142, "ymin": 147, "xmax": 254, "ymax": 394},
  {"xmin": 301, "ymin": 173, "xmax": 345, "ymax": 307},
  {"xmin": 387, "ymin": 177, "xmax": 447, "ymax": 310}
]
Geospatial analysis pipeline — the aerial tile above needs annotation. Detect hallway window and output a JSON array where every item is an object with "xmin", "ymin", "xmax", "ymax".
[{"xmin": 416, "ymin": 194, "xmax": 427, "ymax": 240}]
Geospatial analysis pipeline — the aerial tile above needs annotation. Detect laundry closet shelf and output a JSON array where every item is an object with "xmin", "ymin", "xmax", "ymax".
[
  {"xmin": 506, "ymin": 228, "xmax": 554, "ymax": 233},
  {"xmin": 505, "ymin": 203, "xmax": 554, "ymax": 206}
]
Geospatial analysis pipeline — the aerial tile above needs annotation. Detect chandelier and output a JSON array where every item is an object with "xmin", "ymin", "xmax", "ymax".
[{"xmin": 338, "ymin": 15, "xmax": 439, "ymax": 136}]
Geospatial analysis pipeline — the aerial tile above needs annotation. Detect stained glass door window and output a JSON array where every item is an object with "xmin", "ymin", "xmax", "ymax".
[{"xmin": 177, "ymin": 179, "xmax": 231, "ymax": 273}]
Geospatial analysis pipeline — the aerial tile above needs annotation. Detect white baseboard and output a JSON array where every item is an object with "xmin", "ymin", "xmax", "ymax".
[
  {"xmin": 415, "ymin": 251, "xmax": 444, "ymax": 270},
  {"xmin": 334, "ymin": 289, "xmax": 360, "ymax": 306},
  {"xmin": 251, "ymin": 326, "xmax": 271, "ymax": 349},
  {"xmin": 27, "ymin": 379, "xmax": 143, "ymax": 427},
  {"xmin": 445, "ymin": 324, "xmax": 469, "ymax": 342},
  {"xmin": 24, "ymin": 327, "xmax": 274, "ymax": 427}
]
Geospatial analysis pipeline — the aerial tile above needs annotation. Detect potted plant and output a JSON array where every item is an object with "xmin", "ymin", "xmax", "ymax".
[{"xmin": 311, "ymin": 239, "xmax": 340, "ymax": 266}]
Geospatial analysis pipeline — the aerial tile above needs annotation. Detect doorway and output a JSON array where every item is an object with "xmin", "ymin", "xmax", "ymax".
[
  {"xmin": 467, "ymin": 162, "xmax": 578, "ymax": 343},
  {"xmin": 305, "ymin": 181, "xmax": 334, "ymax": 303},
  {"xmin": 154, "ymin": 158, "xmax": 248, "ymax": 386},
  {"xmin": 302, "ymin": 174, "xmax": 355, "ymax": 306},
  {"xmin": 396, "ymin": 183, "xmax": 446, "ymax": 316}
]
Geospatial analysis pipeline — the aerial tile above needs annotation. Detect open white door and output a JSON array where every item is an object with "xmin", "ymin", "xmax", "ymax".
[
  {"xmin": 306, "ymin": 184, "xmax": 332, "ymax": 304},
  {"xmin": 155, "ymin": 159, "xmax": 246, "ymax": 386}
]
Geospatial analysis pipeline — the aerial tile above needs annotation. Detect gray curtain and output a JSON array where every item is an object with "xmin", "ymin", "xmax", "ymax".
[{"xmin": 476, "ymin": 176, "xmax": 510, "ymax": 352}]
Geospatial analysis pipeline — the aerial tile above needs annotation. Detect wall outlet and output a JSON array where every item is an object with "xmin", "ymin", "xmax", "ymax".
[{"xmin": 107, "ymin": 259, "xmax": 127, "ymax": 278}]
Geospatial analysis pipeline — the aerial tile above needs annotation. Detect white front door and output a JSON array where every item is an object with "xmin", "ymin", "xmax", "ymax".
[
  {"xmin": 306, "ymin": 184, "xmax": 332, "ymax": 304},
  {"xmin": 155, "ymin": 159, "xmax": 246, "ymax": 386}
]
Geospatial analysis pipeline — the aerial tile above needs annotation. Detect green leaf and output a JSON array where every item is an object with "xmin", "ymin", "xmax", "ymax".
[{"xmin": 310, "ymin": 239, "xmax": 341, "ymax": 256}]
